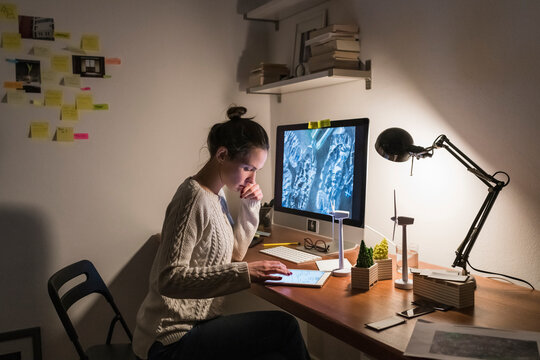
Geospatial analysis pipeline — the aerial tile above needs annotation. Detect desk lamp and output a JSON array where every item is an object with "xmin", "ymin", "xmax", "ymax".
[
  {"xmin": 328, "ymin": 209, "xmax": 350, "ymax": 277},
  {"xmin": 374, "ymin": 128, "xmax": 509, "ymax": 275}
]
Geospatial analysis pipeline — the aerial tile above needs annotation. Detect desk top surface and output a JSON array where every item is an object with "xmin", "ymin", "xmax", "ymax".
[{"xmin": 245, "ymin": 225, "xmax": 540, "ymax": 359}]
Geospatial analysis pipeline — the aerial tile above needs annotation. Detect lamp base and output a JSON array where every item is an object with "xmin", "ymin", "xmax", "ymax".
[
  {"xmin": 394, "ymin": 278, "xmax": 413, "ymax": 290},
  {"xmin": 332, "ymin": 268, "xmax": 351, "ymax": 277}
]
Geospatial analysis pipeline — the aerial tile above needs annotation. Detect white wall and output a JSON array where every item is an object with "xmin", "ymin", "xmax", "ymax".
[
  {"xmin": 268, "ymin": 0, "xmax": 540, "ymax": 291},
  {"xmin": 0, "ymin": 1, "xmax": 271, "ymax": 359}
]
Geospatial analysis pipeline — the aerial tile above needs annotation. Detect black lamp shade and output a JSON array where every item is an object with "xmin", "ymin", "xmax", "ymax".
[{"xmin": 375, "ymin": 128, "xmax": 414, "ymax": 162}]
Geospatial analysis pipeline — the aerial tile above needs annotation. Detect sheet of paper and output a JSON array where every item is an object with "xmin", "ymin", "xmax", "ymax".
[
  {"xmin": 61, "ymin": 104, "xmax": 78, "ymax": 121},
  {"xmin": 4, "ymin": 81, "xmax": 23, "ymax": 89},
  {"xmin": 76, "ymin": 93, "xmax": 93, "ymax": 110},
  {"xmin": 6, "ymin": 90, "xmax": 27, "ymax": 105},
  {"xmin": 56, "ymin": 127, "xmax": 74, "ymax": 142},
  {"xmin": 30, "ymin": 122, "xmax": 49, "ymax": 139},
  {"xmin": 0, "ymin": 4, "xmax": 18, "ymax": 20},
  {"xmin": 316, "ymin": 258, "xmax": 352, "ymax": 272},
  {"xmin": 50, "ymin": 55, "xmax": 70, "ymax": 73},
  {"xmin": 1, "ymin": 32, "xmax": 21, "ymax": 50},
  {"xmin": 63, "ymin": 74, "xmax": 81, "ymax": 88},
  {"xmin": 81, "ymin": 34, "xmax": 100, "ymax": 52},
  {"xmin": 44, "ymin": 89, "xmax": 63, "ymax": 107},
  {"xmin": 32, "ymin": 46, "xmax": 51, "ymax": 57},
  {"xmin": 40, "ymin": 69, "xmax": 57, "ymax": 84}
]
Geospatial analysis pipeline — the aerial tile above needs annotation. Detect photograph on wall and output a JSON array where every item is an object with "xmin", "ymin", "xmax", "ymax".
[
  {"xmin": 72, "ymin": 55, "xmax": 105, "ymax": 78},
  {"xmin": 18, "ymin": 15, "xmax": 55, "ymax": 41},
  {"xmin": 0, "ymin": 327, "xmax": 42, "ymax": 360},
  {"xmin": 15, "ymin": 59, "xmax": 41, "ymax": 93}
]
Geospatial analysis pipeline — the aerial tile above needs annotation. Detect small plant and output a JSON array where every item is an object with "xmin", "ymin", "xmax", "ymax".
[
  {"xmin": 373, "ymin": 238, "xmax": 389, "ymax": 260},
  {"xmin": 356, "ymin": 240, "xmax": 374, "ymax": 268}
]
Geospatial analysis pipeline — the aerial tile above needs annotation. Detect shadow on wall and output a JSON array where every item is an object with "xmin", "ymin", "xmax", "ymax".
[
  {"xmin": 235, "ymin": 0, "xmax": 272, "ymax": 91},
  {"xmin": 0, "ymin": 206, "xmax": 51, "ymax": 330},
  {"xmin": 75, "ymin": 234, "xmax": 159, "ymax": 348}
]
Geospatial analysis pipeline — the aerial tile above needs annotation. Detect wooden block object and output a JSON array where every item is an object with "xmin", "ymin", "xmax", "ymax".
[
  {"xmin": 351, "ymin": 263, "xmax": 378, "ymax": 290},
  {"xmin": 413, "ymin": 273, "xmax": 475, "ymax": 308},
  {"xmin": 374, "ymin": 258, "xmax": 392, "ymax": 280}
]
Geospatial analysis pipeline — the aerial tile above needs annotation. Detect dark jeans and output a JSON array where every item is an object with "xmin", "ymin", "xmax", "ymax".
[{"xmin": 147, "ymin": 311, "xmax": 310, "ymax": 360}]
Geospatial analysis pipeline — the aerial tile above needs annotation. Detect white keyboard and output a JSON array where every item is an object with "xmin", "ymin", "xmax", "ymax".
[{"xmin": 260, "ymin": 246, "xmax": 322, "ymax": 264}]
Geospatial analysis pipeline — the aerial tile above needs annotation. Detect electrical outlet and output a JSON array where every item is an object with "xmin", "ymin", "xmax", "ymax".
[{"xmin": 307, "ymin": 218, "xmax": 319, "ymax": 233}]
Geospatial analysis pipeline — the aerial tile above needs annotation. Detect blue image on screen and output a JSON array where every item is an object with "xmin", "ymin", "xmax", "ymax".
[{"xmin": 281, "ymin": 126, "xmax": 355, "ymax": 216}]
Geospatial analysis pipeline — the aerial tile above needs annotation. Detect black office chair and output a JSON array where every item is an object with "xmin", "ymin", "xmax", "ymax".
[{"xmin": 48, "ymin": 259, "xmax": 138, "ymax": 360}]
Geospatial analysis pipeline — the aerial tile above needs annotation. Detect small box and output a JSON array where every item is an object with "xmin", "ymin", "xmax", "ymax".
[
  {"xmin": 351, "ymin": 263, "xmax": 378, "ymax": 290},
  {"xmin": 413, "ymin": 273, "xmax": 475, "ymax": 309},
  {"xmin": 374, "ymin": 258, "xmax": 393, "ymax": 280}
]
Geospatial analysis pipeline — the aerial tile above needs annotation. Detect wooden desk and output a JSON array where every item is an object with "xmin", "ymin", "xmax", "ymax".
[{"xmin": 245, "ymin": 225, "xmax": 540, "ymax": 359}]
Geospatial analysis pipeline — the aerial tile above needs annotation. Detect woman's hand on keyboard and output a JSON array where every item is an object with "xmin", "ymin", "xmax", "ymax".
[{"xmin": 248, "ymin": 260, "xmax": 292, "ymax": 282}]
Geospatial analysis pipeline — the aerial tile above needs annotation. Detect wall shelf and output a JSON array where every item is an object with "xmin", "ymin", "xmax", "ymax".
[
  {"xmin": 247, "ymin": 67, "xmax": 372, "ymax": 102},
  {"xmin": 244, "ymin": 0, "xmax": 327, "ymax": 30}
]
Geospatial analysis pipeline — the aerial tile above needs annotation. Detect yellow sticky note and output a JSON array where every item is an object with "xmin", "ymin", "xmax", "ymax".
[
  {"xmin": 81, "ymin": 34, "xmax": 100, "ymax": 52},
  {"xmin": 63, "ymin": 74, "xmax": 81, "ymax": 88},
  {"xmin": 6, "ymin": 90, "xmax": 27, "ymax": 105},
  {"xmin": 56, "ymin": 127, "xmax": 74, "ymax": 142},
  {"xmin": 44, "ymin": 89, "xmax": 63, "ymax": 107},
  {"xmin": 40, "ymin": 69, "xmax": 57, "ymax": 84},
  {"xmin": 1, "ymin": 32, "xmax": 21, "ymax": 50},
  {"xmin": 32, "ymin": 46, "xmax": 51, "ymax": 57},
  {"xmin": 51, "ymin": 55, "xmax": 70, "ymax": 73},
  {"xmin": 318, "ymin": 119, "xmax": 331, "ymax": 128},
  {"xmin": 32, "ymin": 99, "xmax": 43, "ymax": 106},
  {"xmin": 76, "ymin": 93, "xmax": 93, "ymax": 110},
  {"xmin": 30, "ymin": 122, "xmax": 49, "ymax": 139},
  {"xmin": 0, "ymin": 3, "xmax": 18, "ymax": 20},
  {"xmin": 61, "ymin": 105, "xmax": 79, "ymax": 121},
  {"xmin": 54, "ymin": 32, "xmax": 71, "ymax": 39}
]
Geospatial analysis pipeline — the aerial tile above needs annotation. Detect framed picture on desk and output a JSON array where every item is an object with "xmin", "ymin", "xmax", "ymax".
[
  {"xmin": 291, "ymin": 9, "xmax": 327, "ymax": 77},
  {"xmin": 0, "ymin": 327, "xmax": 42, "ymax": 360}
]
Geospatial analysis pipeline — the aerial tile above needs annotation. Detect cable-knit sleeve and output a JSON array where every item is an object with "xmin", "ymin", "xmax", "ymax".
[
  {"xmin": 232, "ymin": 198, "xmax": 260, "ymax": 261},
  {"xmin": 156, "ymin": 190, "xmax": 251, "ymax": 299}
]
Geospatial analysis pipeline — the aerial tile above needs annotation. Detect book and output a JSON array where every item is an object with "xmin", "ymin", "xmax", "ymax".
[
  {"xmin": 248, "ymin": 73, "xmax": 285, "ymax": 87},
  {"xmin": 310, "ymin": 39, "xmax": 360, "ymax": 56},
  {"xmin": 310, "ymin": 24, "xmax": 359, "ymax": 38},
  {"xmin": 307, "ymin": 57, "xmax": 360, "ymax": 73},
  {"xmin": 305, "ymin": 32, "xmax": 359, "ymax": 47},
  {"xmin": 309, "ymin": 50, "xmax": 360, "ymax": 63},
  {"xmin": 250, "ymin": 63, "xmax": 289, "ymax": 75}
]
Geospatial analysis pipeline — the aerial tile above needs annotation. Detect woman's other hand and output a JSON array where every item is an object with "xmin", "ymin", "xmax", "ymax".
[{"xmin": 240, "ymin": 182, "xmax": 263, "ymax": 201}]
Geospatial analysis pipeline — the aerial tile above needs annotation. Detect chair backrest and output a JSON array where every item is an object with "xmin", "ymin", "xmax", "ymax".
[{"xmin": 48, "ymin": 259, "xmax": 133, "ymax": 359}]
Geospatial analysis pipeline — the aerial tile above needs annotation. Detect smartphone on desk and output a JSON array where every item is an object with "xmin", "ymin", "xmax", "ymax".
[{"xmin": 397, "ymin": 306, "xmax": 435, "ymax": 319}]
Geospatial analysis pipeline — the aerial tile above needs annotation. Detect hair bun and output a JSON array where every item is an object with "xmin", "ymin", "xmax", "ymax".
[{"xmin": 227, "ymin": 106, "xmax": 247, "ymax": 121}]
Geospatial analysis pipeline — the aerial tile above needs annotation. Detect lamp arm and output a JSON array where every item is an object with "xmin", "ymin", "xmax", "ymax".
[{"xmin": 428, "ymin": 135, "xmax": 509, "ymax": 274}]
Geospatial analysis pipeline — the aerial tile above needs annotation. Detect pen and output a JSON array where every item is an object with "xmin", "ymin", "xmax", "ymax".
[{"xmin": 262, "ymin": 242, "xmax": 301, "ymax": 247}]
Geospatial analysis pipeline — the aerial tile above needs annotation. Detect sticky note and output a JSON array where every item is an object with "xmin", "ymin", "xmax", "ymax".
[
  {"xmin": 105, "ymin": 58, "xmax": 121, "ymax": 65},
  {"xmin": 4, "ymin": 81, "xmax": 23, "ymax": 89},
  {"xmin": 63, "ymin": 74, "xmax": 81, "ymax": 88},
  {"xmin": 40, "ymin": 69, "xmax": 56, "ymax": 84},
  {"xmin": 44, "ymin": 89, "xmax": 63, "ymax": 107},
  {"xmin": 93, "ymin": 104, "xmax": 109, "ymax": 110},
  {"xmin": 0, "ymin": 3, "xmax": 18, "ymax": 20},
  {"xmin": 318, "ymin": 119, "xmax": 331, "ymax": 128},
  {"xmin": 32, "ymin": 99, "xmax": 43, "ymax": 106},
  {"xmin": 80, "ymin": 86, "xmax": 91, "ymax": 91},
  {"xmin": 30, "ymin": 122, "xmax": 49, "ymax": 139},
  {"xmin": 6, "ymin": 90, "xmax": 27, "ymax": 105},
  {"xmin": 61, "ymin": 105, "xmax": 78, "ymax": 121},
  {"xmin": 32, "ymin": 46, "xmax": 51, "ymax": 57},
  {"xmin": 56, "ymin": 127, "xmax": 74, "ymax": 142},
  {"xmin": 81, "ymin": 34, "xmax": 100, "ymax": 52},
  {"xmin": 76, "ymin": 93, "xmax": 93, "ymax": 110},
  {"xmin": 50, "ymin": 55, "xmax": 70, "ymax": 73},
  {"xmin": 74, "ymin": 133, "xmax": 89, "ymax": 140},
  {"xmin": 1, "ymin": 32, "xmax": 21, "ymax": 50},
  {"xmin": 54, "ymin": 32, "xmax": 70, "ymax": 39}
]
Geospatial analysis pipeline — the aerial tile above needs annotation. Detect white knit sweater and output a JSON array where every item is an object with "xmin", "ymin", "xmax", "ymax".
[{"xmin": 132, "ymin": 177, "xmax": 260, "ymax": 359}]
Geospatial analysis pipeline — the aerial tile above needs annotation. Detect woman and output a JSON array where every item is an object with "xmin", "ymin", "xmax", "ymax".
[{"xmin": 133, "ymin": 106, "xmax": 311, "ymax": 360}]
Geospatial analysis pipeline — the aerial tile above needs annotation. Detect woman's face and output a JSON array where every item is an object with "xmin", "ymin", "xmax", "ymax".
[{"xmin": 220, "ymin": 147, "xmax": 267, "ymax": 193}]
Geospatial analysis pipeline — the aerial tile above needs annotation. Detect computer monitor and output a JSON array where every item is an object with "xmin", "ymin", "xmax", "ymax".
[{"xmin": 274, "ymin": 118, "xmax": 369, "ymax": 228}]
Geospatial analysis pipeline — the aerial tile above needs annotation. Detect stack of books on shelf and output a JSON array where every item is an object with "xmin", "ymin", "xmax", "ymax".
[
  {"xmin": 306, "ymin": 24, "xmax": 360, "ymax": 73},
  {"xmin": 249, "ymin": 63, "xmax": 289, "ymax": 88}
]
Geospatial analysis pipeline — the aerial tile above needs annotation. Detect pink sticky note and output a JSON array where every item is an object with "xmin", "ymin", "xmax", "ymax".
[
  {"xmin": 80, "ymin": 87, "xmax": 91, "ymax": 91},
  {"xmin": 74, "ymin": 133, "xmax": 89, "ymax": 140}
]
